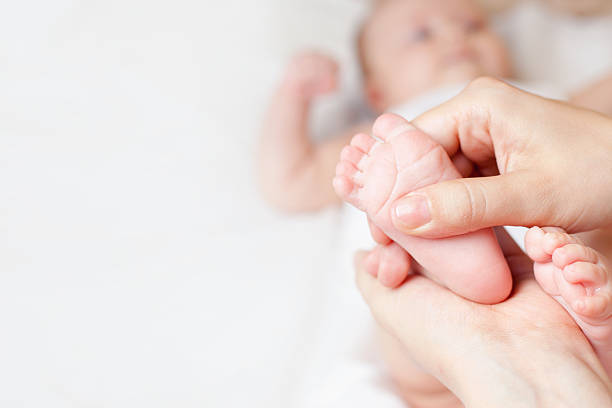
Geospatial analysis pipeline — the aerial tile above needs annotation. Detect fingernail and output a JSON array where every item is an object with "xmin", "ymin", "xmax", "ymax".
[{"xmin": 394, "ymin": 194, "xmax": 431, "ymax": 230}]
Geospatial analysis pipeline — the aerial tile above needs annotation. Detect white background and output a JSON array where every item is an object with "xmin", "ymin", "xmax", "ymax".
[{"xmin": 0, "ymin": 1, "xmax": 373, "ymax": 406}]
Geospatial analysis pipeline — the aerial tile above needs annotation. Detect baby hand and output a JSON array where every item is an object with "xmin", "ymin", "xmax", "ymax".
[{"xmin": 283, "ymin": 52, "xmax": 338, "ymax": 100}]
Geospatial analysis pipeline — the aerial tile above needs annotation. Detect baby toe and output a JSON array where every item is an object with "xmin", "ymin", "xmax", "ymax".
[
  {"xmin": 332, "ymin": 175, "xmax": 359, "ymax": 205},
  {"xmin": 350, "ymin": 133, "xmax": 377, "ymax": 155},
  {"xmin": 533, "ymin": 261, "xmax": 561, "ymax": 296},
  {"xmin": 340, "ymin": 145, "xmax": 367, "ymax": 169},
  {"xmin": 372, "ymin": 113, "xmax": 416, "ymax": 143},
  {"xmin": 365, "ymin": 247, "xmax": 382, "ymax": 278},
  {"xmin": 542, "ymin": 229, "xmax": 578, "ymax": 255},
  {"xmin": 377, "ymin": 243, "xmax": 411, "ymax": 288},
  {"xmin": 335, "ymin": 160, "xmax": 357, "ymax": 179},
  {"xmin": 525, "ymin": 226, "xmax": 551, "ymax": 262},
  {"xmin": 552, "ymin": 243, "xmax": 600, "ymax": 270},
  {"xmin": 562, "ymin": 261, "xmax": 606, "ymax": 287},
  {"xmin": 335, "ymin": 160, "xmax": 363, "ymax": 187},
  {"xmin": 574, "ymin": 292, "xmax": 612, "ymax": 320},
  {"xmin": 555, "ymin": 268, "xmax": 588, "ymax": 308}
]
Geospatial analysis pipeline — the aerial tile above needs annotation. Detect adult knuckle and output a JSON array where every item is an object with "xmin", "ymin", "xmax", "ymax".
[
  {"xmin": 454, "ymin": 179, "xmax": 486, "ymax": 228},
  {"xmin": 467, "ymin": 76, "xmax": 506, "ymax": 92}
]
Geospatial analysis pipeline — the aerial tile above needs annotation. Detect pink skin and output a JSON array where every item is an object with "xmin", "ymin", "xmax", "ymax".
[
  {"xmin": 525, "ymin": 226, "xmax": 612, "ymax": 377},
  {"xmin": 364, "ymin": 153, "xmax": 475, "ymax": 289},
  {"xmin": 362, "ymin": 0, "xmax": 511, "ymax": 111},
  {"xmin": 365, "ymin": 242, "xmax": 412, "ymax": 288},
  {"xmin": 365, "ymin": 217, "xmax": 413, "ymax": 288},
  {"xmin": 333, "ymin": 113, "xmax": 512, "ymax": 304}
]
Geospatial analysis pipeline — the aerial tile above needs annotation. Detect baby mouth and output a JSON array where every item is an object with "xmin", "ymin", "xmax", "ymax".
[{"xmin": 444, "ymin": 49, "xmax": 477, "ymax": 66}]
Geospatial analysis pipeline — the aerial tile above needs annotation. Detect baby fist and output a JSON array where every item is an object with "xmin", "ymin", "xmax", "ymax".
[{"xmin": 283, "ymin": 52, "xmax": 339, "ymax": 99}]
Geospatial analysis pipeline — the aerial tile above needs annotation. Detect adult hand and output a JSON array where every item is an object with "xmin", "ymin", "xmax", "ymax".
[
  {"xmin": 355, "ymin": 242, "xmax": 612, "ymax": 407},
  {"xmin": 388, "ymin": 77, "xmax": 612, "ymax": 238}
]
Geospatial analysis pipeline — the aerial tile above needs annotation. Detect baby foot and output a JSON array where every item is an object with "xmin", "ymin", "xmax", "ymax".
[
  {"xmin": 333, "ymin": 113, "xmax": 512, "ymax": 304},
  {"xmin": 525, "ymin": 226, "xmax": 612, "ymax": 373},
  {"xmin": 365, "ymin": 242, "xmax": 412, "ymax": 288}
]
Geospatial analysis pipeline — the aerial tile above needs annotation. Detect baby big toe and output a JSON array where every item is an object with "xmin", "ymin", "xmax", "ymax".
[
  {"xmin": 525, "ymin": 226, "xmax": 575, "ymax": 262},
  {"xmin": 372, "ymin": 113, "xmax": 415, "ymax": 142},
  {"xmin": 525, "ymin": 227, "xmax": 551, "ymax": 262},
  {"xmin": 377, "ymin": 242, "xmax": 411, "ymax": 288}
]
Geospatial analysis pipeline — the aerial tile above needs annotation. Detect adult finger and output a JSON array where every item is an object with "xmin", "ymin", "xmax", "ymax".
[{"xmin": 390, "ymin": 172, "xmax": 554, "ymax": 238}]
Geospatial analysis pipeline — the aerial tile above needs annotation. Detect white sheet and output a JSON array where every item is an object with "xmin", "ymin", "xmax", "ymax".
[
  {"xmin": 0, "ymin": 1, "xmax": 370, "ymax": 406},
  {"xmin": 1, "ymin": 1, "xmax": 611, "ymax": 407}
]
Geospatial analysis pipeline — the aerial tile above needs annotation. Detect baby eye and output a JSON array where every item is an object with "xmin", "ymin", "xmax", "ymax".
[{"xmin": 409, "ymin": 27, "xmax": 431, "ymax": 43}]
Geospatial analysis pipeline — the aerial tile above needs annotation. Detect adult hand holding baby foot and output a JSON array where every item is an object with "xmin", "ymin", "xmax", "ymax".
[
  {"xmin": 352, "ymin": 77, "xmax": 612, "ymax": 405},
  {"xmin": 392, "ymin": 77, "xmax": 612, "ymax": 238},
  {"xmin": 354, "ymin": 246, "xmax": 612, "ymax": 407},
  {"xmin": 333, "ymin": 112, "xmax": 512, "ymax": 303}
]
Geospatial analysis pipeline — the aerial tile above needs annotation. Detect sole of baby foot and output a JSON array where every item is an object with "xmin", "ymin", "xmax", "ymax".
[{"xmin": 333, "ymin": 113, "xmax": 511, "ymax": 304}]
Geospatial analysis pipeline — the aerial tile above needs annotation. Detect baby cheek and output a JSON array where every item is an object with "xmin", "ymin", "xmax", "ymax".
[
  {"xmin": 401, "ymin": 52, "xmax": 437, "ymax": 84},
  {"xmin": 477, "ymin": 39, "xmax": 511, "ymax": 78},
  {"xmin": 380, "ymin": 50, "xmax": 440, "ymax": 104}
]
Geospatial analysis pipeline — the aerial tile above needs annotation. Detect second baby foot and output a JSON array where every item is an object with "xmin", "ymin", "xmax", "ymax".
[
  {"xmin": 365, "ymin": 242, "xmax": 412, "ymax": 288},
  {"xmin": 333, "ymin": 113, "xmax": 511, "ymax": 304},
  {"xmin": 525, "ymin": 226, "xmax": 612, "ymax": 375}
]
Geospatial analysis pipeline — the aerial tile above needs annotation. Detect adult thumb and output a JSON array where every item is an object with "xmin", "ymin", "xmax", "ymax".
[{"xmin": 390, "ymin": 172, "xmax": 553, "ymax": 238}]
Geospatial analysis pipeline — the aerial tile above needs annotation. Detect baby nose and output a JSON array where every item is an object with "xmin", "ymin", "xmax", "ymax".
[{"xmin": 440, "ymin": 23, "xmax": 468, "ymax": 44}]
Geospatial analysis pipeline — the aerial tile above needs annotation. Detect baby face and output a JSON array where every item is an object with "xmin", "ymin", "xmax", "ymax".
[{"xmin": 361, "ymin": 0, "xmax": 511, "ymax": 111}]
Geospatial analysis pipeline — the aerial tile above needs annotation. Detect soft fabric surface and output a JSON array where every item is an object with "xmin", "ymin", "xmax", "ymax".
[
  {"xmin": 1, "ymin": 1, "xmax": 611, "ymax": 407},
  {"xmin": 1, "ymin": 1, "xmax": 368, "ymax": 406}
]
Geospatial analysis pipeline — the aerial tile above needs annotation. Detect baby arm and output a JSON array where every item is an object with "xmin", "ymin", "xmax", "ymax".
[
  {"xmin": 570, "ymin": 73, "xmax": 612, "ymax": 116},
  {"xmin": 258, "ymin": 52, "xmax": 370, "ymax": 212}
]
